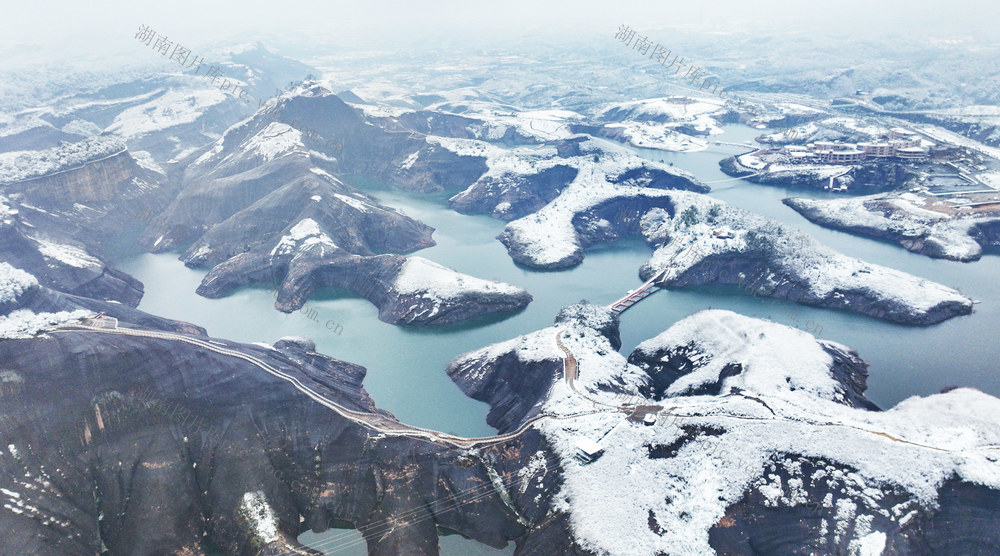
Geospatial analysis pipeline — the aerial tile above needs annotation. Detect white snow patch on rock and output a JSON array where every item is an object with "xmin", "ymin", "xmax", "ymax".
[
  {"xmin": 241, "ymin": 122, "xmax": 305, "ymax": 163},
  {"xmin": 394, "ymin": 257, "xmax": 524, "ymax": 300},
  {"xmin": 107, "ymin": 88, "xmax": 228, "ymax": 138},
  {"xmin": 606, "ymin": 121, "xmax": 709, "ymax": 152},
  {"xmin": 238, "ymin": 491, "xmax": 280, "ymax": 544},
  {"xmin": 33, "ymin": 238, "xmax": 102, "ymax": 269},
  {"xmin": 269, "ymin": 218, "xmax": 338, "ymax": 259},
  {"xmin": 333, "ymin": 194, "xmax": 370, "ymax": 213},
  {"xmin": 851, "ymin": 530, "xmax": 887, "ymax": 555}
]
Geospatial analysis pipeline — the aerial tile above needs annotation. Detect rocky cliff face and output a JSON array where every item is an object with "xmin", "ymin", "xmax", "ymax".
[
  {"xmin": 4, "ymin": 147, "xmax": 133, "ymax": 204},
  {"xmin": 447, "ymin": 328, "xmax": 564, "ymax": 433},
  {"xmin": 0, "ymin": 134, "xmax": 180, "ymax": 305},
  {"xmin": 1, "ymin": 196, "xmax": 145, "ymax": 306},
  {"xmin": 0, "ymin": 323, "xmax": 530, "ymax": 555}
]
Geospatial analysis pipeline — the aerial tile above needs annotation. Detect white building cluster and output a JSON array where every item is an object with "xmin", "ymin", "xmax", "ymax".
[{"xmin": 784, "ymin": 128, "xmax": 931, "ymax": 164}]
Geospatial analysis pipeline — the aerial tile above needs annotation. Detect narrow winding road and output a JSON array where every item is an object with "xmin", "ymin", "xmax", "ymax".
[
  {"xmin": 49, "ymin": 320, "xmax": 997, "ymax": 457},
  {"xmin": 49, "ymin": 322, "xmax": 614, "ymax": 450}
]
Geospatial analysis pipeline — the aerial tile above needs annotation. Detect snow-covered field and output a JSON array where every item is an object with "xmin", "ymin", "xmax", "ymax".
[
  {"xmin": 599, "ymin": 96, "xmax": 726, "ymax": 124},
  {"xmin": 105, "ymin": 87, "xmax": 229, "ymax": 139},
  {"xmin": 466, "ymin": 109, "xmax": 583, "ymax": 142}
]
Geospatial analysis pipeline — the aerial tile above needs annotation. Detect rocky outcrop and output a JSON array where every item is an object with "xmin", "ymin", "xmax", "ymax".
[
  {"xmin": 709, "ymin": 461, "xmax": 1000, "ymax": 554},
  {"xmin": 449, "ymin": 165, "xmax": 578, "ymax": 220},
  {"xmin": 140, "ymin": 91, "xmax": 532, "ymax": 326},
  {"xmin": 3, "ymin": 147, "xmax": 132, "ymax": 203},
  {"xmin": 637, "ymin": 191, "xmax": 974, "ymax": 325},
  {"xmin": 198, "ymin": 250, "xmax": 531, "ymax": 326},
  {"xmin": 447, "ymin": 329, "xmax": 563, "ymax": 433},
  {"xmin": 0, "ymin": 322, "xmax": 529, "ymax": 555},
  {"xmin": 784, "ymin": 194, "xmax": 1000, "ymax": 262},
  {"xmin": 390, "ymin": 141, "xmax": 489, "ymax": 193},
  {"xmin": 629, "ymin": 310, "xmax": 877, "ymax": 410},
  {"xmin": 493, "ymin": 139, "xmax": 705, "ymax": 270},
  {"xmin": 0, "ymin": 135, "xmax": 180, "ymax": 308},
  {"xmin": 447, "ymin": 304, "xmax": 620, "ymax": 435},
  {"xmin": 719, "ymin": 155, "xmax": 915, "ymax": 191},
  {"xmin": 0, "ymin": 136, "xmax": 176, "ymax": 254},
  {"xmin": 444, "ymin": 306, "xmax": 1000, "ymax": 555},
  {"xmin": 0, "ymin": 197, "xmax": 144, "ymax": 306}
]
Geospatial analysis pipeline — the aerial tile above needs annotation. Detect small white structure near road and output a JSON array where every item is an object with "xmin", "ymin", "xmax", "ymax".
[{"xmin": 574, "ymin": 438, "xmax": 604, "ymax": 463}]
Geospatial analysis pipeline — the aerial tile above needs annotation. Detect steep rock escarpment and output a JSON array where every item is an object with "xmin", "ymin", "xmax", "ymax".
[
  {"xmin": 0, "ymin": 265, "xmax": 201, "ymax": 336},
  {"xmin": 0, "ymin": 324, "xmax": 531, "ymax": 555},
  {"xmin": 0, "ymin": 137, "xmax": 182, "ymax": 306},
  {"xmin": 448, "ymin": 304, "xmax": 621, "ymax": 433},
  {"xmin": 1, "ymin": 137, "xmax": 177, "ymax": 251},
  {"xmin": 447, "ymin": 329, "xmax": 563, "ymax": 433},
  {"xmin": 0, "ymin": 199, "xmax": 144, "ymax": 306}
]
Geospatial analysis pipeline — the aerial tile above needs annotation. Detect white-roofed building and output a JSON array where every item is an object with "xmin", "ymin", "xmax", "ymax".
[{"xmin": 574, "ymin": 438, "xmax": 604, "ymax": 463}]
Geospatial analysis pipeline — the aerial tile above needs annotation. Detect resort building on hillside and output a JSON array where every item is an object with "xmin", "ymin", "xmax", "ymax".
[{"xmin": 803, "ymin": 128, "xmax": 930, "ymax": 163}]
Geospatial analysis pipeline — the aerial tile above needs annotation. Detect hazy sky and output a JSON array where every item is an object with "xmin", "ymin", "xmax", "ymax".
[{"xmin": 1, "ymin": 0, "xmax": 996, "ymax": 68}]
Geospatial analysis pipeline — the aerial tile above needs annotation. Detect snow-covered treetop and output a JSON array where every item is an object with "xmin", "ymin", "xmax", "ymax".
[
  {"xmin": 0, "ymin": 135, "xmax": 126, "ymax": 184},
  {"xmin": 555, "ymin": 302, "xmax": 619, "ymax": 332},
  {"xmin": 0, "ymin": 263, "xmax": 38, "ymax": 308}
]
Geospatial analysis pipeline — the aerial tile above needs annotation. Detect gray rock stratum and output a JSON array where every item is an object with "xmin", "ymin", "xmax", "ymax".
[{"xmin": 138, "ymin": 84, "xmax": 531, "ymax": 325}]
